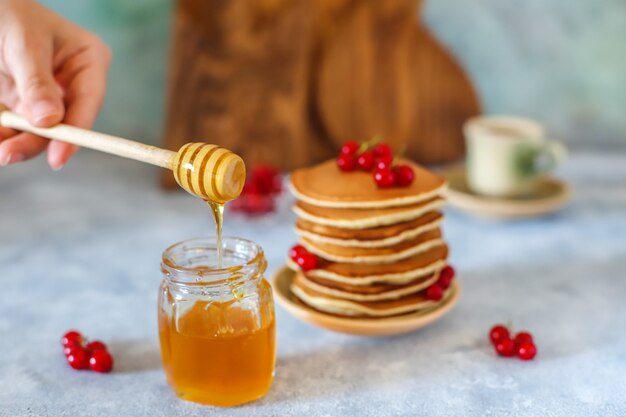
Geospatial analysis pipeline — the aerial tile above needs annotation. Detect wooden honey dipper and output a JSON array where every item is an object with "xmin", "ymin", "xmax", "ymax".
[{"xmin": 0, "ymin": 105, "xmax": 245, "ymax": 203}]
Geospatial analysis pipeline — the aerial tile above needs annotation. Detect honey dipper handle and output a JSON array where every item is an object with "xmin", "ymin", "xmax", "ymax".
[{"xmin": 0, "ymin": 109, "xmax": 175, "ymax": 169}]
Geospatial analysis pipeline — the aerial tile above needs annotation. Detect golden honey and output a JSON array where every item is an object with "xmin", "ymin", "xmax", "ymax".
[{"xmin": 159, "ymin": 237, "xmax": 275, "ymax": 407}]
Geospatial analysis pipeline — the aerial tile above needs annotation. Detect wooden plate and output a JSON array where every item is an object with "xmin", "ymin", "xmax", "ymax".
[
  {"xmin": 441, "ymin": 166, "xmax": 571, "ymax": 219},
  {"xmin": 271, "ymin": 266, "xmax": 460, "ymax": 336}
]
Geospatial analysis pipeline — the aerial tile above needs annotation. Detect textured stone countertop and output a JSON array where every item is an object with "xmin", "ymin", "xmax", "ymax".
[{"xmin": 1, "ymin": 150, "xmax": 625, "ymax": 417}]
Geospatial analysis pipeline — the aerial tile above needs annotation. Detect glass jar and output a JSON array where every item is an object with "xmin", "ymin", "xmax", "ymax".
[{"xmin": 158, "ymin": 237, "xmax": 275, "ymax": 407}]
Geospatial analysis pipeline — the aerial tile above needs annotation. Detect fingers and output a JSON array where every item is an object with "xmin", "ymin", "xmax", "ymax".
[
  {"xmin": 0, "ymin": 132, "xmax": 48, "ymax": 167},
  {"xmin": 6, "ymin": 33, "xmax": 65, "ymax": 127},
  {"xmin": 47, "ymin": 141, "xmax": 78, "ymax": 170},
  {"xmin": 0, "ymin": 126, "xmax": 18, "ymax": 140}
]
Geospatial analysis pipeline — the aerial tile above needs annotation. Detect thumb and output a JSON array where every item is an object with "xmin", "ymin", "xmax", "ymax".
[{"xmin": 9, "ymin": 36, "xmax": 64, "ymax": 127}]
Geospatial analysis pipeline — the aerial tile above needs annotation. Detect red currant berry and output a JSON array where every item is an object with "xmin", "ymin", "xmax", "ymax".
[
  {"xmin": 514, "ymin": 332, "xmax": 534, "ymax": 346},
  {"xmin": 250, "ymin": 165, "xmax": 281, "ymax": 194},
  {"xmin": 437, "ymin": 265, "xmax": 455, "ymax": 289},
  {"xmin": 289, "ymin": 244, "xmax": 307, "ymax": 261},
  {"xmin": 373, "ymin": 143, "xmax": 393, "ymax": 158},
  {"xmin": 337, "ymin": 154, "xmax": 357, "ymax": 172},
  {"xmin": 425, "ymin": 284, "xmax": 444, "ymax": 301},
  {"xmin": 440, "ymin": 265, "xmax": 455, "ymax": 281},
  {"xmin": 341, "ymin": 141, "xmax": 360, "ymax": 155},
  {"xmin": 89, "ymin": 350, "xmax": 114, "ymax": 373},
  {"xmin": 375, "ymin": 155, "xmax": 393, "ymax": 170},
  {"xmin": 85, "ymin": 341, "xmax": 108, "ymax": 353},
  {"xmin": 296, "ymin": 253, "xmax": 318, "ymax": 271},
  {"xmin": 495, "ymin": 338, "xmax": 516, "ymax": 357},
  {"xmin": 67, "ymin": 347, "xmax": 90, "ymax": 370},
  {"xmin": 394, "ymin": 164, "xmax": 415, "ymax": 187},
  {"xmin": 489, "ymin": 325, "xmax": 510, "ymax": 345},
  {"xmin": 64, "ymin": 344, "xmax": 83, "ymax": 357},
  {"xmin": 516, "ymin": 342, "xmax": 537, "ymax": 360},
  {"xmin": 61, "ymin": 330, "xmax": 83, "ymax": 347},
  {"xmin": 373, "ymin": 168, "xmax": 397, "ymax": 188},
  {"xmin": 357, "ymin": 150, "xmax": 376, "ymax": 171}
]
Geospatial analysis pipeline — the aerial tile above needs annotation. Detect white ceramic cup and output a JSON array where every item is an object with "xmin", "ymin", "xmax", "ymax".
[{"xmin": 464, "ymin": 116, "xmax": 566, "ymax": 197}]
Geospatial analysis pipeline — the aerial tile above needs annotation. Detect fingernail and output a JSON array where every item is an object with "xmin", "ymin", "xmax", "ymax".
[
  {"xmin": 0, "ymin": 152, "xmax": 25, "ymax": 166},
  {"xmin": 32, "ymin": 101, "xmax": 62, "ymax": 124},
  {"xmin": 49, "ymin": 155, "xmax": 65, "ymax": 171}
]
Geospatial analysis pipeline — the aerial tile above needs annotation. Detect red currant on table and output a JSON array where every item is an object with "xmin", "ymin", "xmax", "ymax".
[
  {"xmin": 394, "ymin": 164, "xmax": 415, "ymax": 187},
  {"xmin": 296, "ymin": 253, "xmax": 318, "ymax": 271},
  {"xmin": 61, "ymin": 330, "xmax": 83, "ymax": 347},
  {"xmin": 250, "ymin": 165, "xmax": 281, "ymax": 194},
  {"xmin": 513, "ymin": 331, "xmax": 533, "ymax": 346},
  {"xmin": 375, "ymin": 155, "xmax": 393, "ymax": 170},
  {"xmin": 373, "ymin": 143, "xmax": 393, "ymax": 158},
  {"xmin": 289, "ymin": 244, "xmax": 307, "ymax": 261},
  {"xmin": 89, "ymin": 350, "xmax": 114, "ymax": 373},
  {"xmin": 437, "ymin": 265, "xmax": 455, "ymax": 289},
  {"xmin": 67, "ymin": 347, "xmax": 90, "ymax": 370},
  {"xmin": 85, "ymin": 341, "xmax": 108, "ymax": 353},
  {"xmin": 425, "ymin": 284, "xmax": 444, "ymax": 301},
  {"xmin": 489, "ymin": 325, "xmax": 510, "ymax": 344},
  {"xmin": 373, "ymin": 168, "xmax": 397, "ymax": 188},
  {"xmin": 64, "ymin": 344, "xmax": 83, "ymax": 357},
  {"xmin": 495, "ymin": 338, "xmax": 516, "ymax": 357},
  {"xmin": 357, "ymin": 150, "xmax": 376, "ymax": 171},
  {"xmin": 516, "ymin": 342, "xmax": 537, "ymax": 360},
  {"xmin": 341, "ymin": 141, "xmax": 360, "ymax": 155},
  {"xmin": 337, "ymin": 154, "xmax": 357, "ymax": 172}
]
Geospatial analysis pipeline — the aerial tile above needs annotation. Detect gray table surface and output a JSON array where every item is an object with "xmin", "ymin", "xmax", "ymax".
[{"xmin": 1, "ymin": 150, "xmax": 625, "ymax": 417}]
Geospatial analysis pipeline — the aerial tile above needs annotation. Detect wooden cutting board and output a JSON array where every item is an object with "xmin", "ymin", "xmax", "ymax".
[{"xmin": 162, "ymin": 0, "xmax": 480, "ymax": 188}]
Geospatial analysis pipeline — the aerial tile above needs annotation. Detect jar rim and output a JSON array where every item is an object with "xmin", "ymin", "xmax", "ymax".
[{"xmin": 161, "ymin": 237, "xmax": 265, "ymax": 283}]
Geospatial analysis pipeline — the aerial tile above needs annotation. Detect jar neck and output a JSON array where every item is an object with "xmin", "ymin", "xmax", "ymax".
[{"xmin": 161, "ymin": 237, "xmax": 267, "ymax": 294}]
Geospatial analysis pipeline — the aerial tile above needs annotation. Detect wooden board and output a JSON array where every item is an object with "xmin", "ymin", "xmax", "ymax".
[{"xmin": 163, "ymin": 0, "xmax": 481, "ymax": 188}]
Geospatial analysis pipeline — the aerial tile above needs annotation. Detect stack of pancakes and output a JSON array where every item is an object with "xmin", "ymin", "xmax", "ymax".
[{"xmin": 287, "ymin": 159, "xmax": 454, "ymax": 318}]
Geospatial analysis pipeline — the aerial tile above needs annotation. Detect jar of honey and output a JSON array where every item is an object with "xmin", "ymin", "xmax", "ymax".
[{"xmin": 158, "ymin": 237, "xmax": 276, "ymax": 407}]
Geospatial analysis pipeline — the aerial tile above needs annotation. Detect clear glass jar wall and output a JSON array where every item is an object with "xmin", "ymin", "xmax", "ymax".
[{"xmin": 158, "ymin": 237, "xmax": 275, "ymax": 407}]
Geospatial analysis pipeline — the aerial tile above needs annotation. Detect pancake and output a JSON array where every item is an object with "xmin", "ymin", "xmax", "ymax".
[
  {"xmin": 295, "ymin": 212, "xmax": 443, "ymax": 248},
  {"xmin": 301, "ymin": 229, "xmax": 444, "ymax": 264},
  {"xmin": 294, "ymin": 198, "xmax": 445, "ymax": 229},
  {"xmin": 287, "ymin": 244, "xmax": 449, "ymax": 285},
  {"xmin": 297, "ymin": 271, "xmax": 440, "ymax": 301},
  {"xmin": 291, "ymin": 273, "xmax": 453, "ymax": 317},
  {"xmin": 290, "ymin": 159, "xmax": 447, "ymax": 209}
]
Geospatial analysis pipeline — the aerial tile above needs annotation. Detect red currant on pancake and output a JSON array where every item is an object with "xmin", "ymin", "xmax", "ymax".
[
  {"xmin": 373, "ymin": 143, "xmax": 393, "ymax": 158},
  {"xmin": 425, "ymin": 284, "xmax": 444, "ymax": 301},
  {"xmin": 337, "ymin": 154, "xmax": 357, "ymax": 172},
  {"xmin": 357, "ymin": 150, "xmax": 376, "ymax": 171},
  {"xmin": 296, "ymin": 253, "xmax": 318, "ymax": 271},
  {"xmin": 394, "ymin": 164, "xmax": 415, "ymax": 187},
  {"xmin": 341, "ymin": 141, "xmax": 360, "ymax": 155},
  {"xmin": 375, "ymin": 155, "xmax": 393, "ymax": 170},
  {"xmin": 373, "ymin": 168, "xmax": 397, "ymax": 188},
  {"xmin": 289, "ymin": 245, "xmax": 307, "ymax": 261}
]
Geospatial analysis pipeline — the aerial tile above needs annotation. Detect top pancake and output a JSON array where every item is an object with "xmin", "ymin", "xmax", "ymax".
[{"xmin": 290, "ymin": 159, "xmax": 447, "ymax": 208}]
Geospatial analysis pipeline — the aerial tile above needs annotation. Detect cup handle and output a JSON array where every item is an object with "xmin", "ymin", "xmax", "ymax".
[{"xmin": 529, "ymin": 140, "xmax": 566, "ymax": 175}]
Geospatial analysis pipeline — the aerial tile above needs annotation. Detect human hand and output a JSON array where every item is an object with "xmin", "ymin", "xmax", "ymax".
[{"xmin": 0, "ymin": 0, "xmax": 111, "ymax": 169}]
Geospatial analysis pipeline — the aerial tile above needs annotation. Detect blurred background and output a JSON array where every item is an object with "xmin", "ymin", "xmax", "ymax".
[{"xmin": 38, "ymin": 0, "xmax": 626, "ymax": 150}]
